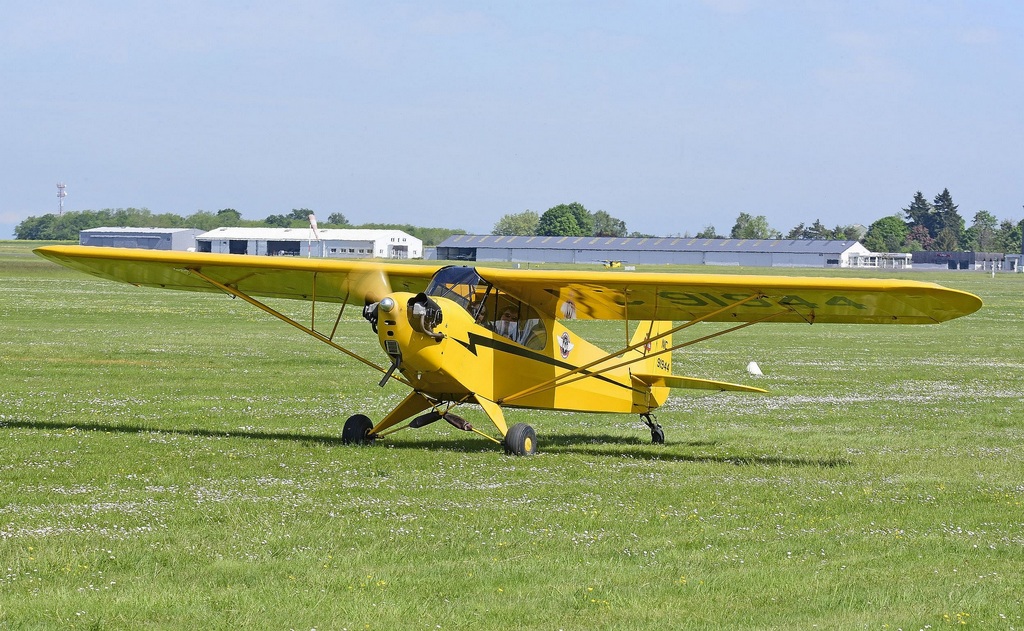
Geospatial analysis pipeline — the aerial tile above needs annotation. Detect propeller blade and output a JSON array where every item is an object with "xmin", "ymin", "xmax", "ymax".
[{"xmin": 350, "ymin": 266, "xmax": 392, "ymax": 303}]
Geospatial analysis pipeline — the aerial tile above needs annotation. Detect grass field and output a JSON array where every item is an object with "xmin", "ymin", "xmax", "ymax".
[{"xmin": 2, "ymin": 241, "xmax": 1022, "ymax": 630}]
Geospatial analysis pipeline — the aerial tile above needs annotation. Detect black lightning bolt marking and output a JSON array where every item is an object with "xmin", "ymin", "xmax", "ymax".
[{"xmin": 450, "ymin": 332, "xmax": 643, "ymax": 394}]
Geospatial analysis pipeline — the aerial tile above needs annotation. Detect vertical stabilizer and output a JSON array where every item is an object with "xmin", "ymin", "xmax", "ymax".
[
  {"xmin": 629, "ymin": 320, "xmax": 673, "ymax": 409},
  {"xmin": 629, "ymin": 320, "xmax": 673, "ymax": 375}
]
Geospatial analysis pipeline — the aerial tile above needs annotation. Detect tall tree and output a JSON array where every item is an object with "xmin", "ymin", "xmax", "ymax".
[
  {"xmin": 14, "ymin": 215, "xmax": 46, "ymax": 239},
  {"xmin": 216, "ymin": 208, "xmax": 242, "ymax": 224},
  {"xmin": 696, "ymin": 225, "xmax": 722, "ymax": 239},
  {"xmin": 287, "ymin": 208, "xmax": 314, "ymax": 221},
  {"xmin": 805, "ymin": 219, "xmax": 833, "ymax": 240},
  {"xmin": 492, "ymin": 210, "xmax": 540, "ymax": 236},
  {"xmin": 537, "ymin": 206, "xmax": 584, "ymax": 236},
  {"xmin": 186, "ymin": 210, "xmax": 221, "ymax": 231},
  {"xmin": 730, "ymin": 213, "xmax": 780, "ymax": 239},
  {"xmin": 995, "ymin": 218, "xmax": 1024, "ymax": 254},
  {"xmin": 152, "ymin": 212, "xmax": 186, "ymax": 228},
  {"xmin": 905, "ymin": 224, "xmax": 934, "ymax": 251},
  {"xmin": 264, "ymin": 214, "xmax": 292, "ymax": 227},
  {"xmin": 933, "ymin": 227, "xmax": 960, "ymax": 251},
  {"xmin": 327, "ymin": 212, "xmax": 350, "ymax": 226},
  {"xmin": 931, "ymin": 189, "xmax": 964, "ymax": 249},
  {"xmin": 903, "ymin": 191, "xmax": 936, "ymax": 238},
  {"xmin": 834, "ymin": 224, "xmax": 864, "ymax": 240},
  {"xmin": 863, "ymin": 215, "xmax": 909, "ymax": 252},
  {"xmin": 548, "ymin": 202, "xmax": 593, "ymax": 236},
  {"xmin": 964, "ymin": 210, "xmax": 998, "ymax": 251},
  {"xmin": 591, "ymin": 210, "xmax": 627, "ymax": 237}
]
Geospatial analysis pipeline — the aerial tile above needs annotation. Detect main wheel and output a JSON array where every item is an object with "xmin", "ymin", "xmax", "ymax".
[
  {"xmin": 504, "ymin": 422, "xmax": 537, "ymax": 456},
  {"xmin": 342, "ymin": 414, "xmax": 374, "ymax": 445}
]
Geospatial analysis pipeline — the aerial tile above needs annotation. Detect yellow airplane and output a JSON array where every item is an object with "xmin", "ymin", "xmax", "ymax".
[{"xmin": 34, "ymin": 245, "xmax": 982, "ymax": 456}]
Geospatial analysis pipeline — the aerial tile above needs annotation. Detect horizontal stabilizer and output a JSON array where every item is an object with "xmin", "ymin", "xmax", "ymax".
[{"xmin": 632, "ymin": 373, "xmax": 767, "ymax": 393}]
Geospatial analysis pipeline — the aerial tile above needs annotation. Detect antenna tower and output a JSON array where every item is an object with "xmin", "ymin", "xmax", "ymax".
[{"xmin": 57, "ymin": 182, "xmax": 67, "ymax": 215}]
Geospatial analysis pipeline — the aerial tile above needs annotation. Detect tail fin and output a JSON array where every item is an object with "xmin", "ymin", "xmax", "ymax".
[
  {"xmin": 630, "ymin": 321, "xmax": 769, "ymax": 398},
  {"xmin": 629, "ymin": 320, "xmax": 673, "ymax": 376},
  {"xmin": 629, "ymin": 321, "xmax": 673, "ymax": 409}
]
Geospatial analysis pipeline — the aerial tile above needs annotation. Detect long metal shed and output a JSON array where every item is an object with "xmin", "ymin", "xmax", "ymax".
[
  {"xmin": 436, "ymin": 235, "xmax": 871, "ymax": 268},
  {"xmin": 80, "ymin": 227, "xmax": 203, "ymax": 251}
]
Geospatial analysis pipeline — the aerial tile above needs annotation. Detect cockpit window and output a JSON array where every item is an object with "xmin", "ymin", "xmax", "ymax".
[
  {"xmin": 425, "ymin": 267, "xmax": 490, "ymax": 310},
  {"xmin": 478, "ymin": 292, "xmax": 547, "ymax": 350},
  {"xmin": 491, "ymin": 301, "xmax": 548, "ymax": 350},
  {"xmin": 425, "ymin": 266, "xmax": 546, "ymax": 350}
]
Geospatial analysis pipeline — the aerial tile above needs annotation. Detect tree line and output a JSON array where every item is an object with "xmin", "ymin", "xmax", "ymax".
[
  {"xmin": 493, "ymin": 190, "xmax": 1023, "ymax": 253},
  {"xmin": 15, "ymin": 189, "xmax": 1024, "ymax": 253},
  {"xmin": 14, "ymin": 208, "xmax": 465, "ymax": 246},
  {"xmin": 492, "ymin": 203, "xmax": 650, "ymax": 238}
]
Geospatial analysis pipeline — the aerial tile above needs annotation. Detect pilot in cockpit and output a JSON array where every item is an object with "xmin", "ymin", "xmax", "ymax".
[
  {"xmin": 494, "ymin": 308, "xmax": 519, "ymax": 339},
  {"xmin": 469, "ymin": 300, "xmax": 489, "ymax": 328}
]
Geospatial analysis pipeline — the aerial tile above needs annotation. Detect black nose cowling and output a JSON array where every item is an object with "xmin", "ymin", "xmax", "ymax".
[
  {"xmin": 362, "ymin": 301, "xmax": 380, "ymax": 333},
  {"xmin": 408, "ymin": 293, "xmax": 444, "ymax": 341}
]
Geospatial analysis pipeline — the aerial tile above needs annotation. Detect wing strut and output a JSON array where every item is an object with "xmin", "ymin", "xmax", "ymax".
[
  {"xmin": 541, "ymin": 311, "xmax": 788, "ymax": 395},
  {"xmin": 499, "ymin": 294, "xmax": 789, "ymax": 405},
  {"xmin": 183, "ymin": 268, "xmax": 409, "ymax": 385},
  {"xmin": 328, "ymin": 290, "xmax": 351, "ymax": 342}
]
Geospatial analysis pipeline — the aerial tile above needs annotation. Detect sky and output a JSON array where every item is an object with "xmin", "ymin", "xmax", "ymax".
[{"xmin": 2, "ymin": 1, "xmax": 1022, "ymax": 240}]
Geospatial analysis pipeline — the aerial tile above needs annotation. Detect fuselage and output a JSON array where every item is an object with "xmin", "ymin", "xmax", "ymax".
[{"xmin": 375, "ymin": 290, "xmax": 665, "ymax": 414}]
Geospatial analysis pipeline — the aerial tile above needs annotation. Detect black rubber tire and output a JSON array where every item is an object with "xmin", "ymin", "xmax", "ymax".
[
  {"xmin": 342, "ymin": 414, "xmax": 374, "ymax": 445},
  {"xmin": 504, "ymin": 422, "xmax": 538, "ymax": 456},
  {"xmin": 651, "ymin": 426, "xmax": 665, "ymax": 444}
]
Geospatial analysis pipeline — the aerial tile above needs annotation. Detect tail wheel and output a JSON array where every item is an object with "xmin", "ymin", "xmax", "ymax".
[
  {"xmin": 342, "ymin": 414, "xmax": 375, "ymax": 445},
  {"xmin": 504, "ymin": 422, "xmax": 538, "ymax": 456},
  {"xmin": 650, "ymin": 426, "xmax": 665, "ymax": 444},
  {"xmin": 641, "ymin": 413, "xmax": 665, "ymax": 444}
]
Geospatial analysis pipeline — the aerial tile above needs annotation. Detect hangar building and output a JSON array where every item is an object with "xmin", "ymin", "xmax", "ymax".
[
  {"xmin": 911, "ymin": 251, "xmax": 1010, "ymax": 271},
  {"xmin": 436, "ymin": 234, "xmax": 872, "ymax": 268},
  {"xmin": 196, "ymin": 227, "xmax": 422, "ymax": 259},
  {"xmin": 80, "ymin": 227, "xmax": 203, "ymax": 250}
]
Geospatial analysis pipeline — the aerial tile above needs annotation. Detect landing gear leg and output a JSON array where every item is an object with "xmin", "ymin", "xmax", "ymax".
[{"xmin": 641, "ymin": 413, "xmax": 664, "ymax": 444}]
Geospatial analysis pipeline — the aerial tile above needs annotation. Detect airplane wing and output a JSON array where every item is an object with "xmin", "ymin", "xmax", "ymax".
[
  {"xmin": 477, "ymin": 267, "xmax": 982, "ymax": 324},
  {"xmin": 35, "ymin": 246, "xmax": 982, "ymax": 324},
  {"xmin": 34, "ymin": 245, "xmax": 438, "ymax": 304}
]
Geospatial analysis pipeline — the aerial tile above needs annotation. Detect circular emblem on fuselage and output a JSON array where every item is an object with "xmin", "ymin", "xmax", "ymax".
[{"xmin": 558, "ymin": 332, "xmax": 574, "ymax": 359}]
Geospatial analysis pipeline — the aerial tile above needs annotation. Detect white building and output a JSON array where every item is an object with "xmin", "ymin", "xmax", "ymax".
[
  {"xmin": 196, "ymin": 227, "xmax": 422, "ymax": 259},
  {"xmin": 847, "ymin": 252, "xmax": 913, "ymax": 269}
]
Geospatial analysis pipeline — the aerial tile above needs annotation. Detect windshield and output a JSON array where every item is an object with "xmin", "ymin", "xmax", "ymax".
[
  {"xmin": 425, "ymin": 266, "xmax": 490, "ymax": 311},
  {"xmin": 426, "ymin": 266, "xmax": 546, "ymax": 349}
]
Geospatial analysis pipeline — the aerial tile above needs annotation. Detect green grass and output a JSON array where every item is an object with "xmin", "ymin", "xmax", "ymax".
[{"xmin": 2, "ymin": 240, "xmax": 1023, "ymax": 629}]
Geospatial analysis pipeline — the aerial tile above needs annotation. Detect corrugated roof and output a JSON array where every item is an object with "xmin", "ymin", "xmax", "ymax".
[
  {"xmin": 437, "ymin": 234, "xmax": 863, "ymax": 254},
  {"xmin": 196, "ymin": 227, "xmax": 420, "ymax": 242},
  {"xmin": 82, "ymin": 227, "xmax": 200, "ymax": 234}
]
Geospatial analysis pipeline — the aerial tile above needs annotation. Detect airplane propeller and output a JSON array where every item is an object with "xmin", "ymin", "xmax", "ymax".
[
  {"xmin": 348, "ymin": 265, "xmax": 394, "ymax": 336},
  {"xmin": 349, "ymin": 265, "xmax": 392, "ymax": 304}
]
